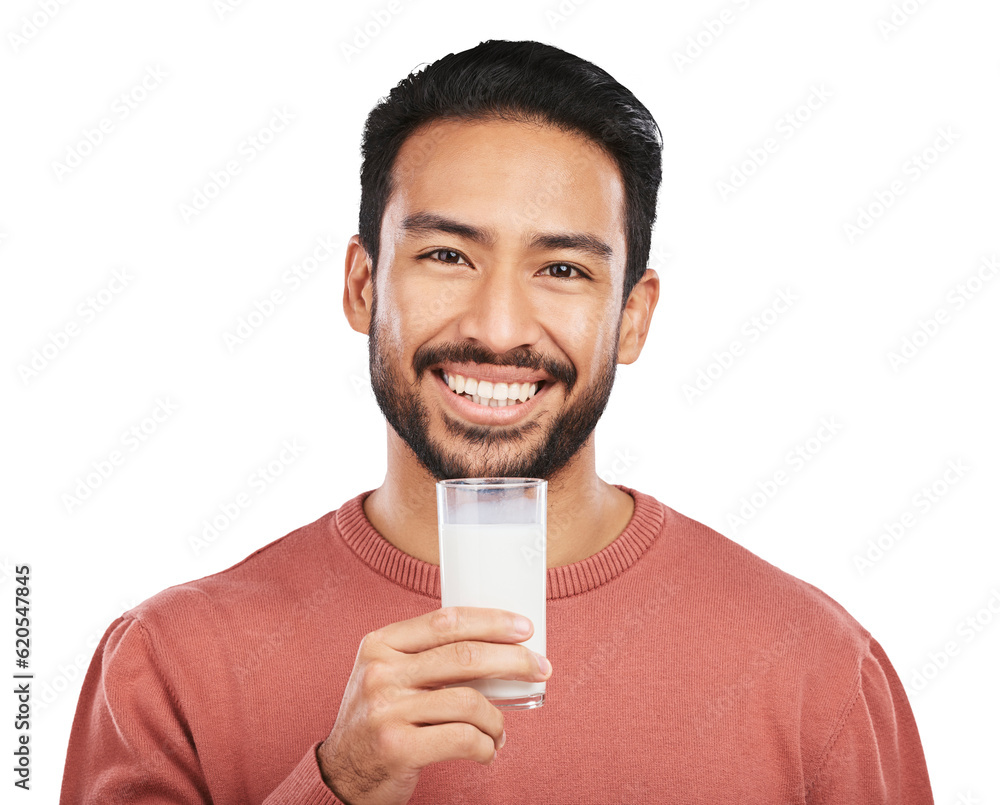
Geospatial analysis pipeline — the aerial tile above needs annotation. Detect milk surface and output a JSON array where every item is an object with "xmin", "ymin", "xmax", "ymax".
[{"xmin": 440, "ymin": 522, "xmax": 546, "ymax": 699}]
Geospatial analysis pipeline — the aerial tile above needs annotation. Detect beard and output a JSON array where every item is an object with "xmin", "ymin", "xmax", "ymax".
[{"xmin": 367, "ymin": 289, "xmax": 620, "ymax": 482}]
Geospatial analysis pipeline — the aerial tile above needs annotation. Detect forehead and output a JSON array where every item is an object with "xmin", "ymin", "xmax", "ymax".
[{"xmin": 384, "ymin": 117, "xmax": 627, "ymax": 257}]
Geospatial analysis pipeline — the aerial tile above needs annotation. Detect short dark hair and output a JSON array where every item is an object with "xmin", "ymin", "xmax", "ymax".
[{"xmin": 358, "ymin": 39, "xmax": 663, "ymax": 308}]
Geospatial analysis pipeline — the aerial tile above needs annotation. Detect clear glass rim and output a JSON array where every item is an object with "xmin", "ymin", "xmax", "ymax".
[{"xmin": 436, "ymin": 477, "xmax": 545, "ymax": 490}]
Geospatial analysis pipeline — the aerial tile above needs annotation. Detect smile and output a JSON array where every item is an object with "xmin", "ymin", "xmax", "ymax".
[
  {"xmin": 439, "ymin": 370, "xmax": 543, "ymax": 407},
  {"xmin": 433, "ymin": 369, "xmax": 552, "ymax": 426}
]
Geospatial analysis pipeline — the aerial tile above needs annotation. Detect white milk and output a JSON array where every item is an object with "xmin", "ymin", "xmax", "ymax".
[{"xmin": 439, "ymin": 522, "xmax": 546, "ymax": 700}]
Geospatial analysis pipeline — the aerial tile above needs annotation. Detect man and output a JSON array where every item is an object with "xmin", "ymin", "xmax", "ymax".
[{"xmin": 61, "ymin": 40, "xmax": 934, "ymax": 804}]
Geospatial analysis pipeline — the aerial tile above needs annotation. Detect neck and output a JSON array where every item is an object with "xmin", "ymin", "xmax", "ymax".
[{"xmin": 362, "ymin": 426, "xmax": 635, "ymax": 568}]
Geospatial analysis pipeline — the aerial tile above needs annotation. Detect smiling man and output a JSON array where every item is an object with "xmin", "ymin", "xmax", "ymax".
[
  {"xmin": 355, "ymin": 114, "xmax": 643, "ymax": 570},
  {"xmin": 62, "ymin": 40, "xmax": 933, "ymax": 804}
]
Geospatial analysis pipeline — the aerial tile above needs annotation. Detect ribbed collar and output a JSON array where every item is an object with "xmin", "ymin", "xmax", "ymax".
[{"xmin": 331, "ymin": 485, "xmax": 664, "ymax": 600}]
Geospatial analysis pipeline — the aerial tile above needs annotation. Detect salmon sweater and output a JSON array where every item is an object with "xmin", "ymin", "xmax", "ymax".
[{"xmin": 61, "ymin": 486, "xmax": 934, "ymax": 803}]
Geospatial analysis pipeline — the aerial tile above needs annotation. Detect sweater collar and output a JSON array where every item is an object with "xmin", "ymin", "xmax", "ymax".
[{"xmin": 331, "ymin": 485, "xmax": 664, "ymax": 600}]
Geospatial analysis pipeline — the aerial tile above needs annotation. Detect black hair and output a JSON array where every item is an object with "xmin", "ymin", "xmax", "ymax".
[{"xmin": 358, "ymin": 39, "xmax": 663, "ymax": 308}]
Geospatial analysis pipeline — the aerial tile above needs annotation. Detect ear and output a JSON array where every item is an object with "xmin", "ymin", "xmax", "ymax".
[
  {"xmin": 617, "ymin": 268, "xmax": 659, "ymax": 365},
  {"xmin": 343, "ymin": 235, "xmax": 374, "ymax": 335}
]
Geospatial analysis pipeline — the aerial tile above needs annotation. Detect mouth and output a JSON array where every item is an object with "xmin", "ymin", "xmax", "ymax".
[
  {"xmin": 432, "ymin": 368, "xmax": 552, "ymax": 425},
  {"xmin": 438, "ymin": 369, "xmax": 545, "ymax": 407}
]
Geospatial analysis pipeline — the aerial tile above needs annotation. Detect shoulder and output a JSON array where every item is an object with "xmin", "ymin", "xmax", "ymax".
[
  {"xmin": 633, "ymin": 487, "xmax": 874, "ymax": 674},
  {"xmin": 127, "ymin": 502, "xmax": 353, "ymax": 640},
  {"xmin": 635, "ymin": 489, "xmax": 906, "ymax": 774}
]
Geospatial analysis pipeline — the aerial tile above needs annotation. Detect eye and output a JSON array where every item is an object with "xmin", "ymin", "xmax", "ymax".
[
  {"xmin": 541, "ymin": 263, "xmax": 588, "ymax": 280},
  {"xmin": 423, "ymin": 249, "xmax": 469, "ymax": 265}
]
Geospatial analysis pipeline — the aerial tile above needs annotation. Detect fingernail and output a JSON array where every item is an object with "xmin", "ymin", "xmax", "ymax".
[
  {"xmin": 534, "ymin": 653, "xmax": 552, "ymax": 676},
  {"xmin": 513, "ymin": 616, "xmax": 532, "ymax": 635},
  {"xmin": 500, "ymin": 730, "xmax": 506, "ymax": 749}
]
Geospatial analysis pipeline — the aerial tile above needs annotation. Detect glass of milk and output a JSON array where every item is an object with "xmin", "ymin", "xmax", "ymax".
[{"xmin": 436, "ymin": 477, "xmax": 547, "ymax": 710}]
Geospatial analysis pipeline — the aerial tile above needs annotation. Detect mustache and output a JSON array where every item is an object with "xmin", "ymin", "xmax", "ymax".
[{"xmin": 413, "ymin": 342, "xmax": 576, "ymax": 390}]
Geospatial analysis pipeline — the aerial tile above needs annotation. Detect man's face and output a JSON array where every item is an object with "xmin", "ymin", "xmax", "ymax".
[{"xmin": 367, "ymin": 117, "xmax": 629, "ymax": 481}]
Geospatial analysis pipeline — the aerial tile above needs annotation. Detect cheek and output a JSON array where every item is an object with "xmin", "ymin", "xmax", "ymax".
[
  {"xmin": 547, "ymin": 295, "xmax": 597, "ymax": 335},
  {"xmin": 372, "ymin": 277, "xmax": 408, "ymax": 347},
  {"xmin": 382, "ymin": 276, "xmax": 453, "ymax": 348},
  {"xmin": 553, "ymin": 303, "xmax": 617, "ymax": 371},
  {"xmin": 398, "ymin": 266, "xmax": 478, "ymax": 336}
]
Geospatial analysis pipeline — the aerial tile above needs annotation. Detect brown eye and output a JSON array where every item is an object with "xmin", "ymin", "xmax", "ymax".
[
  {"xmin": 430, "ymin": 249, "xmax": 467, "ymax": 264},
  {"xmin": 543, "ymin": 264, "xmax": 583, "ymax": 279}
]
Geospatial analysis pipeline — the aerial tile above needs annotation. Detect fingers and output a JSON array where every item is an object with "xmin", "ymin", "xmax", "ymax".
[
  {"xmin": 320, "ymin": 609, "xmax": 538, "ymax": 801},
  {"xmin": 408, "ymin": 686, "xmax": 506, "ymax": 751},
  {"xmin": 405, "ymin": 722, "xmax": 499, "ymax": 768},
  {"xmin": 404, "ymin": 640, "xmax": 550, "ymax": 690},
  {"xmin": 373, "ymin": 606, "xmax": 534, "ymax": 654}
]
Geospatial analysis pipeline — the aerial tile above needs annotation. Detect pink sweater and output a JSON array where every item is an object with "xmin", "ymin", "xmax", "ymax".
[{"xmin": 61, "ymin": 486, "xmax": 933, "ymax": 803}]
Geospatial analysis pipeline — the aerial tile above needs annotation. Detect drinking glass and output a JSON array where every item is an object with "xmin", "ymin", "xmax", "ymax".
[{"xmin": 436, "ymin": 477, "xmax": 547, "ymax": 709}]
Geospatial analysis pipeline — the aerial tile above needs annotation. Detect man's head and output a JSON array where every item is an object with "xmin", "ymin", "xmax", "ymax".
[
  {"xmin": 358, "ymin": 40, "xmax": 662, "ymax": 309},
  {"xmin": 345, "ymin": 40, "xmax": 662, "ymax": 482}
]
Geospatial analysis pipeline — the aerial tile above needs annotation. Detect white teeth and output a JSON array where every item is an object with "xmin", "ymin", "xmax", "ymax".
[{"xmin": 441, "ymin": 370, "xmax": 544, "ymax": 408}]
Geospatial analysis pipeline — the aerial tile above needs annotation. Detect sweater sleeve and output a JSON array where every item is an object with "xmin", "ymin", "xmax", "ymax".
[
  {"xmin": 262, "ymin": 741, "xmax": 346, "ymax": 804},
  {"xmin": 806, "ymin": 637, "xmax": 934, "ymax": 804},
  {"xmin": 60, "ymin": 616, "xmax": 346, "ymax": 805}
]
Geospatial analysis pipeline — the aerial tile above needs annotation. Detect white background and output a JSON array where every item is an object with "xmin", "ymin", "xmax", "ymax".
[{"xmin": 2, "ymin": 0, "xmax": 998, "ymax": 801}]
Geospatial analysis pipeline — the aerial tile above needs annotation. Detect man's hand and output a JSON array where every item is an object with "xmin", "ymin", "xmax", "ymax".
[{"xmin": 317, "ymin": 606, "xmax": 551, "ymax": 805}]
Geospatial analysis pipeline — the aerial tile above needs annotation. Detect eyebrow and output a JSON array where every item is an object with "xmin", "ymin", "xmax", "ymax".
[{"xmin": 401, "ymin": 212, "xmax": 614, "ymax": 263}]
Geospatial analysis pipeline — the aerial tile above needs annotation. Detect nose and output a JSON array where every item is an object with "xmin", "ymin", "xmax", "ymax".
[{"xmin": 455, "ymin": 267, "xmax": 544, "ymax": 355}]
